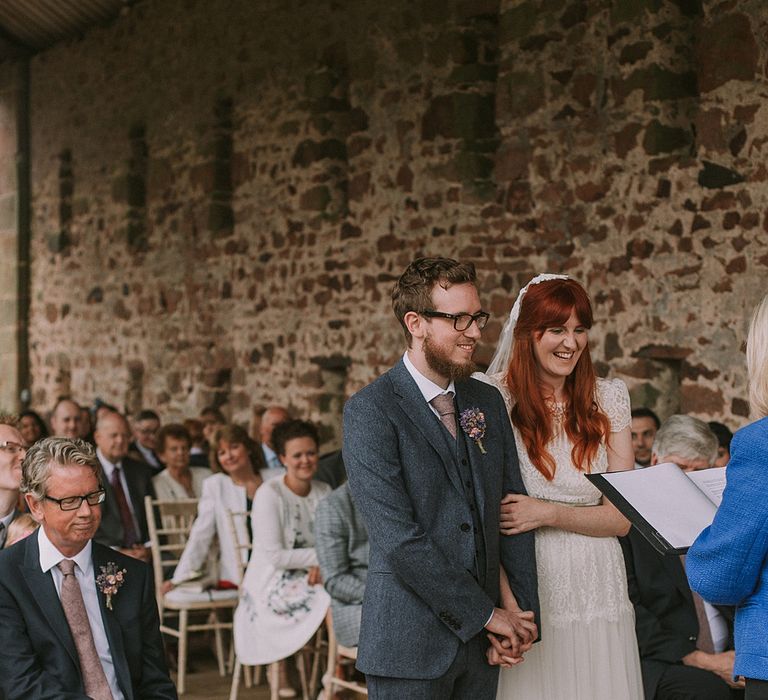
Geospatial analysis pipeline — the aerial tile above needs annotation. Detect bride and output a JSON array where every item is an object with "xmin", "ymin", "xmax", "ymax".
[{"xmin": 479, "ymin": 274, "xmax": 643, "ymax": 700}]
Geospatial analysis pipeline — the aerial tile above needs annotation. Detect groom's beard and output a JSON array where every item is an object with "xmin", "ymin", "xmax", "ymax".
[{"xmin": 423, "ymin": 334, "xmax": 477, "ymax": 381}]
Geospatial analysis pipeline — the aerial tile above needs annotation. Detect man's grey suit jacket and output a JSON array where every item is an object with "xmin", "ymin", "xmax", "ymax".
[
  {"xmin": 0, "ymin": 532, "xmax": 177, "ymax": 699},
  {"xmin": 344, "ymin": 359, "xmax": 539, "ymax": 679}
]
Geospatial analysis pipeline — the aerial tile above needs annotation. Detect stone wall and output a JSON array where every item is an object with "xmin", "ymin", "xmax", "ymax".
[{"xmin": 21, "ymin": 0, "xmax": 768, "ymax": 444}]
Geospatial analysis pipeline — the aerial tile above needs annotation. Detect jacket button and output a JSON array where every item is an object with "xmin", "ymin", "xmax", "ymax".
[{"xmin": 460, "ymin": 523, "xmax": 471, "ymax": 532}]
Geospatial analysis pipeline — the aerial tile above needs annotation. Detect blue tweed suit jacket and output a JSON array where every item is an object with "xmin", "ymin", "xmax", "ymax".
[
  {"xmin": 343, "ymin": 359, "xmax": 539, "ymax": 679},
  {"xmin": 687, "ymin": 416, "xmax": 768, "ymax": 681}
]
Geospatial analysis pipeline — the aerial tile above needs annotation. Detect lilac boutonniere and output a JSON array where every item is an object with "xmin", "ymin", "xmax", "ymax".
[
  {"xmin": 460, "ymin": 408, "xmax": 487, "ymax": 454},
  {"xmin": 96, "ymin": 562, "xmax": 127, "ymax": 610}
]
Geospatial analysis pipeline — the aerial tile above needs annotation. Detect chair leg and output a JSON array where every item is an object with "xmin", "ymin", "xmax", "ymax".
[
  {"xmin": 297, "ymin": 652, "xmax": 309, "ymax": 700},
  {"xmin": 212, "ymin": 612, "xmax": 226, "ymax": 676},
  {"xmin": 228, "ymin": 659, "xmax": 241, "ymax": 700},
  {"xmin": 309, "ymin": 627, "xmax": 324, "ymax": 696},
  {"xmin": 269, "ymin": 662, "xmax": 280, "ymax": 700},
  {"xmin": 178, "ymin": 610, "xmax": 189, "ymax": 695},
  {"xmin": 253, "ymin": 664, "xmax": 263, "ymax": 685}
]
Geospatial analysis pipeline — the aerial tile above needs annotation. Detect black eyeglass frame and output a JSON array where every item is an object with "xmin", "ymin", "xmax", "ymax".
[
  {"xmin": 421, "ymin": 309, "xmax": 490, "ymax": 331},
  {"xmin": 43, "ymin": 489, "xmax": 106, "ymax": 511}
]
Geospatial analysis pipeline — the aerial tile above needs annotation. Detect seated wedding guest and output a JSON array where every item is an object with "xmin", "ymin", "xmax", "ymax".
[
  {"xmin": 129, "ymin": 409, "xmax": 163, "ymax": 472},
  {"xmin": 315, "ymin": 480, "xmax": 369, "ymax": 647},
  {"xmin": 79, "ymin": 405, "xmax": 93, "ymax": 441},
  {"xmin": 94, "ymin": 410, "xmax": 154, "ymax": 562},
  {"xmin": 183, "ymin": 418, "xmax": 210, "ymax": 468},
  {"xmin": 316, "ymin": 448, "xmax": 347, "ymax": 489},
  {"xmin": 0, "ymin": 415, "xmax": 25, "ymax": 549},
  {"xmin": 4, "ymin": 512, "xmax": 38, "ymax": 547},
  {"xmin": 0, "ymin": 437, "xmax": 177, "ymax": 699},
  {"xmin": 688, "ymin": 294, "xmax": 768, "ymax": 700},
  {"xmin": 260, "ymin": 405, "xmax": 290, "ymax": 470},
  {"xmin": 621, "ymin": 414, "xmax": 742, "ymax": 700},
  {"xmin": 49, "ymin": 397, "xmax": 82, "ymax": 439},
  {"xmin": 708, "ymin": 421, "xmax": 733, "ymax": 468},
  {"xmin": 200, "ymin": 405, "xmax": 225, "ymax": 447},
  {"xmin": 164, "ymin": 424, "xmax": 263, "ymax": 591},
  {"xmin": 234, "ymin": 419, "xmax": 331, "ymax": 696},
  {"xmin": 152, "ymin": 424, "xmax": 211, "ymax": 500},
  {"xmin": 18, "ymin": 410, "xmax": 48, "ymax": 446},
  {"xmin": 632, "ymin": 407, "xmax": 661, "ymax": 468}
]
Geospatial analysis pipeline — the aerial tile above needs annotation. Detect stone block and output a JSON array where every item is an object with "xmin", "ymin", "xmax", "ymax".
[
  {"xmin": 697, "ymin": 14, "xmax": 758, "ymax": 92},
  {"xmin": 642, "ymin": 120, "xmax": 691, "ymax": 155}
]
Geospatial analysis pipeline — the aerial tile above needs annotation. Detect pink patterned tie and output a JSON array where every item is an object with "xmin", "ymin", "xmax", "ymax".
[
  {"xmin": 57, "ymin": 559, "xmax": 114, "ymax": 700},
  {"xmin": 430, "ymin": 392, "xmax": 457, "ymax": 439}
]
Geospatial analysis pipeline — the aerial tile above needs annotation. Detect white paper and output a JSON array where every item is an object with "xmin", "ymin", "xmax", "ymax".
[
  {"xmin": 685, "ymin": 466, "xmax": 726, "ymax": 506},
  {"xmin": 599, "ymin": 463, "xmax": 718, "ymax": 549}
]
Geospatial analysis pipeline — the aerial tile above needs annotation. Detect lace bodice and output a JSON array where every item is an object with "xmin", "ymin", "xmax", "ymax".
[{"xmin": 479, "ymin": 373, "xmax": 630, "ymax": 505}]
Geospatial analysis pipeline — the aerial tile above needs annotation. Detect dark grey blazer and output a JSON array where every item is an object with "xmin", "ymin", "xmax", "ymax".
[
  {"xmin": 344, "ymin": 359, "xmax": 539, "ymax": 679},
  {"xmin": 0, "ymin": 533, "xmax": 177, "ymax": 699},
  {"xmin": 95, "ymin": 456, "xmax": 154, "ymax": 548}
]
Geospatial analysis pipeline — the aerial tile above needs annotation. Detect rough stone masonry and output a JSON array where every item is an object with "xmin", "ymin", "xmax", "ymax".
[{"xmin": 15, "ymin": 0, "xmax": 768, "ymax": 446}]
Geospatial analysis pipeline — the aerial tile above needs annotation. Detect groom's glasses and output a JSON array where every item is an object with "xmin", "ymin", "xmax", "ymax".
[{"xmin": 421, "ymin": 310, "xmax": 490, "ymax": 331}]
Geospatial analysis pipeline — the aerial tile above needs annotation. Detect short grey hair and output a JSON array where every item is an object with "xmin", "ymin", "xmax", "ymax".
[
  {"xmin": 651, "ymin": 414, "xmax": 718, "ymax": 466},
  {"xmin": 21, "ymin": 437, "xmax": 102, "ymax": 502}
]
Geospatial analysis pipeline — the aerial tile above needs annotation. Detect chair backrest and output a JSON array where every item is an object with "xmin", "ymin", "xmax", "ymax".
[
  {"xmin": 226, "ymin": 509, "xmax": 252, "ymax": 578},
  {"xmin": 144, "ymin": 496, "xmax": 199, "ymax": 606}
]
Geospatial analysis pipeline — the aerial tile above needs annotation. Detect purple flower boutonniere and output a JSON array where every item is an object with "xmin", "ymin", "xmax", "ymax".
[
  {"xmin": 460, "ymin": 408, "xmax": 487, "ymax": 454},
  {"xmin": 97, "ymin": 562, "xmax": 127, "ymax": 611}
]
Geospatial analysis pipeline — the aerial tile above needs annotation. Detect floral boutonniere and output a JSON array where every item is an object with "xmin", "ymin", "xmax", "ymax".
[
  {"xmin": 96, "ymin": 562, "xmax": 127, "ymax": 611},
  {"xmin": 460, "ymin": 408, "xmax": 487, "ymax": 454}
]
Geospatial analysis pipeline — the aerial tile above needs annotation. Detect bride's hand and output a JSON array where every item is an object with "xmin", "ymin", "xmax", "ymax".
[{"xmin": 500, "ymin": 493, "xmax": 555, "ymax": 535}]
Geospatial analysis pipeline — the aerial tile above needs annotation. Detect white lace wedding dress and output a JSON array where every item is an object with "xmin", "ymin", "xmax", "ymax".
[{"xmin": 485, "ymin": 374, "xmax": 643, "ymax": 700}]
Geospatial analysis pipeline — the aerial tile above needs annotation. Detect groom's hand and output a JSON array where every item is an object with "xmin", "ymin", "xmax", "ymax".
[{"xmin": 485, "ymin": 607, "xmax": 537, "ymax": 658}]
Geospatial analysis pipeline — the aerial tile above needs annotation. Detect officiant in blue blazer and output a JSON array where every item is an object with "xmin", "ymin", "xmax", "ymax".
[
  {"xmin": 344, "ymin": 257, "xmax": 539, "ymax": 700},
  {"xmin": 687, "ymin": 293, "xmax": 768, "ymax": 700}
]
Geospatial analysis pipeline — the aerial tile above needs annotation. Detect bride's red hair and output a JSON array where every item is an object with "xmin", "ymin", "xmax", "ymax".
[{"xmin": 504, "ymin": 279, "xmax": 610, "ymax": 480}]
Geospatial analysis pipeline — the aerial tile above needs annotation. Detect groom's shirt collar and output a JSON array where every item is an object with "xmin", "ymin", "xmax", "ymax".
[{"xmin": 403, "ymin": 351, "xmax": 456, "ymax": 410}]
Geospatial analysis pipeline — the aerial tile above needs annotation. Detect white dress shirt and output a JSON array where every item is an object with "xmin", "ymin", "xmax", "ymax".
[
  {"xmin": 403, "ymin": 351, "xmax": 456, "ymax": 417},
  {"xmin": 135, "ymin": 442, "xmax": 161, "ymax": 470},
  {"xmin": 261, "ymin": 443, "xmax": 285, "ymax": 472},
  {"xmin": 37, "ymin": 527, "xmax": 125, "ymax": 699}
]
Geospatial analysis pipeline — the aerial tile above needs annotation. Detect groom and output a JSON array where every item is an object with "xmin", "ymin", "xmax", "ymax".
[{"xmin": 344, "ymin": 257, "xmax": 539, "ymax": 699}]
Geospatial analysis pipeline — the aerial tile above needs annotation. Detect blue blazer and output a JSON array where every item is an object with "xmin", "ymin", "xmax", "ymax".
[
  {"xmin": 343, "ymin": 359, "xmax": 539, "ymax": 679},
  {"xmin": 687, "ymin": 416, "xmax": 768, "ymax": 681}
]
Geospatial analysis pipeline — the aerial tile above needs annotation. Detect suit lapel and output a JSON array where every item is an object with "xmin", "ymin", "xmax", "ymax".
[
  {"xmin": 389, "ymin": 360, "xmax": 464, "ymax": 497},
  {"xmin": 454, "ymin": 381, "xmax": 489, "ymax": 518},
  {"xmin": 20, "ymin": 533, "xmax": 80, "ymax": 669},
  {"xmin": 667, "ymin": 554, "xmax": 694, "ymax": 605},
  {"xmin": 92, "ymin": 545, "xmax": 133, "ymax": 700}
]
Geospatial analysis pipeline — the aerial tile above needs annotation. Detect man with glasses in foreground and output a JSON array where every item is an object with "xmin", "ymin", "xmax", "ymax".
[
  {"xmin": 344, "ymin": 257, "xmax": 538, "ymax": 699},
  {"xmin": 0, "ymin": 437, "xmax": 176, "ymax": 699},
  {"xmin": 0, "ymin": 415, "xmax": 25, "ymax": 548}
]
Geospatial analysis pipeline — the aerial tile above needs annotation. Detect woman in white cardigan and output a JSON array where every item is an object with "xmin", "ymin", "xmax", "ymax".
[
  {"xmin": 163, "ymin": 424, "xmax": 266, "ymax": 591},
  {"xmin": 234, "ymin": 420, "xmax": 331, "ymax": 693}
]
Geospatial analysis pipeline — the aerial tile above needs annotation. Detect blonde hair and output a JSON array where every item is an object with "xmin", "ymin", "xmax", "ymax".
[{"xmin": 747, "ymin": 293, "xmax": 768, "ymax": 419}]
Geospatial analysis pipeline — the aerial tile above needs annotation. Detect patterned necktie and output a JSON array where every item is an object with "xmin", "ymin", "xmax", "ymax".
[
  {"xmin": 680, "ymin": 555, "xmax": 715, "ymax": 653},
  {"xmin": 0, "ymin": 521, "xmax": 5, "ymax": 548},
  {"xmin": 57, "ymin": 560, "xmax": 114, "ymax": 700},
  {"xmin": 431, "ymin": 392, "xmax": 457, "ymax": 439},
  {"xmin": 111, "ymin": 466, "xmax": 138, "ymax": 547}
]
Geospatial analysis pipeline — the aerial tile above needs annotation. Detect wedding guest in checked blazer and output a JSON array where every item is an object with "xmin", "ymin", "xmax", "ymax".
[{"xmin": 315, "ymin": 480, "xmax": 369, "ymax": 647}]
